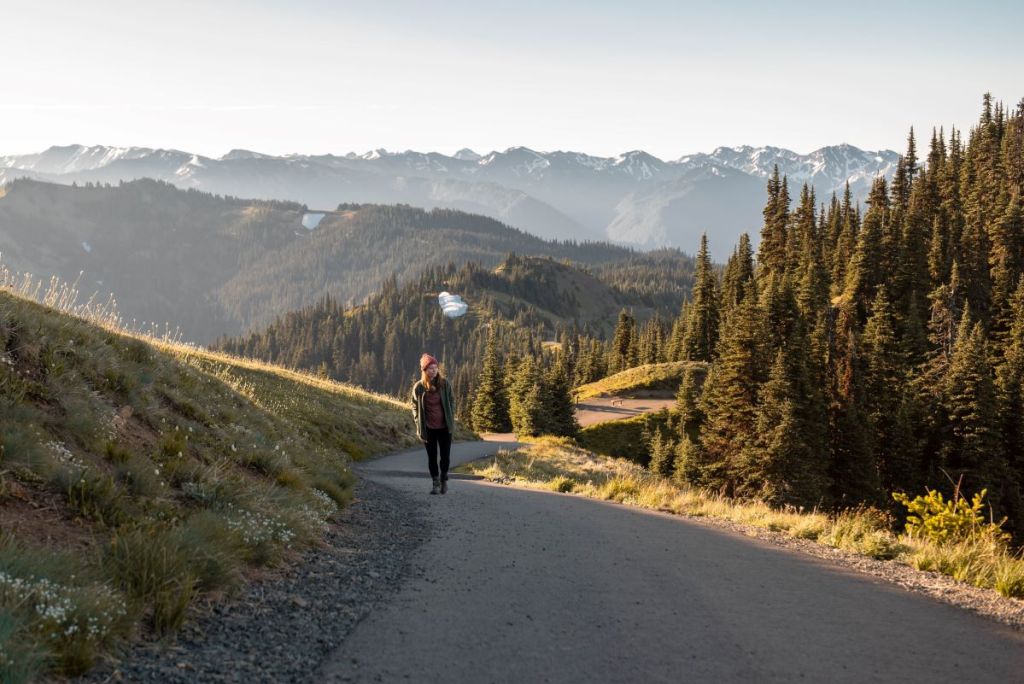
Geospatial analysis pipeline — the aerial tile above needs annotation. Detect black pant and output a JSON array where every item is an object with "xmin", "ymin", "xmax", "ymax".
[{"xmin": 424, "ymin": 427, "xmax": 452, "ymax": 481}]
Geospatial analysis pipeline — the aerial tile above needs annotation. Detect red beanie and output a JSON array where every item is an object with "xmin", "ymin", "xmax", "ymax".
[{"xmin": 420, "ymin": 353, "xmax": 439, "ymax": 371}]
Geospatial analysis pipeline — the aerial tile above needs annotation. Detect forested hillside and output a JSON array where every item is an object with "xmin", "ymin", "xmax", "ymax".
[
  {"xmin": 218, "ymin": 253, "xmax": 695, "ymax": 414},
  {"xmin": 0, "ymin": 180, "xmax": 656, "ymax": 342},
  {"xmin": 662, "ymin": 95, "xmax": 1024, "ymax": 535}
]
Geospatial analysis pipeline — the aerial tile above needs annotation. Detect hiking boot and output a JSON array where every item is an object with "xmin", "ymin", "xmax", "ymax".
[
  {"xmin": 440, "ymin": 479, "xmax": 448, "ymax": 495},
  {"xmin": 430, "ymin": 478, "xmax": 440, "ymax": 495}
]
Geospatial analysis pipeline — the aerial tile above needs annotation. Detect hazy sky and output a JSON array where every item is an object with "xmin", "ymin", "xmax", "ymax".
[{"xmin": 3, "ymin": 0, "xmax": 1021, "ymax": 158}]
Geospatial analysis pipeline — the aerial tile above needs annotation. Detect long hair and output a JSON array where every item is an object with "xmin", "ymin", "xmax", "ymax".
[{"xmin": 421, "ymin": 366, "xmax": 444, "ymax": 391}]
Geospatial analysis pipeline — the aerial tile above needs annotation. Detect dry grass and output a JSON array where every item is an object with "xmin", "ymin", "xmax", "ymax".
[{"xmin": 458, "ymin": 440, "xmax": 1024, "ymax": 598}]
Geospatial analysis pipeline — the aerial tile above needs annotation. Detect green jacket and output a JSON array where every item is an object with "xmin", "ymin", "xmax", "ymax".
[{"xmin": 412, "ymin": 378, "xmax": 456, "ymax": 440}]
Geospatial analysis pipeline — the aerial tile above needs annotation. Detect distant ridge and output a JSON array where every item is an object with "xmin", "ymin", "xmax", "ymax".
[
  {"xmin": 0, "ymin": 143, "xmax": 900, "ymax": 259},
  {"xmin": 0, "ymin": 178, "xmax": 671, "ymax": 343}
]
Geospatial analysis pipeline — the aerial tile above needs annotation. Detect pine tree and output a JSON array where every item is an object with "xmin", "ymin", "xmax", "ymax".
[
  {"xmin": 989, "ymin": 192, "xmax": 1024, "ymax": 338},
  {"xmin": 609, "ymin": 310, "xmax": 637, "ymax": 373},
  {"xmin": 743, "ymin": 350, "xmax": 827, "ymax": 507},
  {"xmin": 996, "ymin": 278, "xmax": 1024, "ymax": 529},
  {"xmin": 830, "ymin": 183, "xmax": 859, "ymax": 292},
  {"xmin": 827, "ymin": 301, "xmax": 879, "ymax": 505},
  {"xmin": 844, "ymin": 176, "xmax": 890, "ymax": 323},
  {"xmin": 943, "ymin": 312, "xmax": 1003, "ymax": 498},
  {"xmin": 471, "ymin": 326, "xmax": 512, "ymax": 432},
  {"xmin": 646, "ymin": 424, "xmax": 674, "ymax": 477},
  {"xmin": 758, "ymin": 167, "xmax": 790, "ymax": 279},
  {"xmin": 861, "ymin": 287, "xmax": 918, "ymax": 494},
  {"xmin": 666, "ymin": 300, "xmax": 690, "ymax": 362},
  {"xmin": 721, "ymin": 233, "xmax": 754, "ymax": 313},
  {"xmin": 675, "ymin": 363, "xmax": 706, "ymax": 438},
  {"xmin": 542, "ymin": 351, "xmax": 580, "ymax": 438},
  {"xmin": 508, "ymin": 356, "xmax": 545, "ymax": 437},
  {"xmin": 695, "ymin": 283, "xmax": 767, "ymax": 494},
  {"xmin": 682, "ymin": 234, "xmax": 720, "ymax": 362}
]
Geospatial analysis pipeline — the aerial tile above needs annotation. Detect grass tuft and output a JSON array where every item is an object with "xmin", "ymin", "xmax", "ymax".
[{"xmin": 103, "ymin": 527, "xmax": 198, "ymax": 636}]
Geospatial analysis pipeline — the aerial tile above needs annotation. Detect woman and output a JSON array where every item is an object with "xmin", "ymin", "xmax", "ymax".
[{"xmin": 412, "ymin": 353, "xmax": 456, "ymax": 494}]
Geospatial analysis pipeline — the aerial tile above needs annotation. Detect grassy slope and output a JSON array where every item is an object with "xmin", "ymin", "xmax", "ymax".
[
  {"xmin": 0, "ymin": 290, "xmax": 428, "ymax": 680},
  {"xmin": 573, "ymin": 361, "xmax": 695, "ymax": 400},
  {"xmin": 458, "ymin": 440, "xmax": 1024, "ymax": 601}
]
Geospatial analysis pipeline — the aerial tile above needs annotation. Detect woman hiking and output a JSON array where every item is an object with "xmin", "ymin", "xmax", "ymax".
[{"xmin": 412, "ymin": 353, "xmax": 456, "ymax": 494}]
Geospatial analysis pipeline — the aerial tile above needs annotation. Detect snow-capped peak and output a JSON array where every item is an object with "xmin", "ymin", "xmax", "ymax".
[{"xmin": 453, "ymin": 148, "xmax": 481, "ymax": 161}]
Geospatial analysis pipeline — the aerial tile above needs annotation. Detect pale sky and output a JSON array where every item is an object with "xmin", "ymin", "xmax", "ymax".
[{"xmin": 3, "ymin": 0, "xmax": 1021, "ymax": 158}]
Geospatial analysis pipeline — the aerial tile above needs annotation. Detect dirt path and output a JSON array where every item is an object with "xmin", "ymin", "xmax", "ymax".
[
  {"xmin": 575, "ymin": 397, "xmax": 676, "ymax": 426},
  {"xmin": 323, "ymin": 442, "xmax": 1024, "ymax": 683}
]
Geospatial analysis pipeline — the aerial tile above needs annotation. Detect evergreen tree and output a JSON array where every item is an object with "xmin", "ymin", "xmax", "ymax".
[
  {"xmin": 861, "ymin": 287, "xmax": 918, "ymax": 494},
  {"xmin": 471, "ymin": 326, "xmax": 512, "ymax": 432},
  {"xmin": 827, "ymin": 301, "xmax": 879, "ymax": 504},
  {"xmin": 996, "ymin": 278, "xmax": 1024, "ymax": 529},
  {"xmin": 508, "ymin": 356, "xmax": 545, "ymax": 437},
  {"xmin": 675, "ymin": 363, "xmax": 706, "ymax": 439},
  {"xmin": 943, "ymin": 312, "xmax": 1003, "ymax": 498},
  {"xmin": 646, "ymin": 424, "xmax": 674, "ymax": 477},
  {"xmin": 542, "ymin": 352, "xmax": 580, "ymax": 438},
  {"xmin": 743, "ymin": 350, "xmax": 827, "ymax": 507},
  {"xmin": 682, "ymin": 234, "xmax": 720, "ymax": 362},
  {"xmin": 844, "ymin": 176, "xmax": 890, "ymax": 323},
  {"xmin": 694, "ymin": 283, "xmax": 767, "ymax": 494},
  {"xmin": 610, "ymin": 309, "xmax": 637, "ymax": 373},
  {"xmin": 666, "ymin": 299, "xmax": 690, "ymax": 362},
  {"xmin": 722, "ymin": 233, "xmax": 755, "ymax": 313},
  {"xmin": 990, "ymin": 192, "xmax": 1024, "ymax": 338},
  {"xmin": 758, "ymin": 166, "xmax": 790, "ymax": 278},
  {"xmin": 830, "ymin": 183, "xmax": 859, "ymax": 293}
]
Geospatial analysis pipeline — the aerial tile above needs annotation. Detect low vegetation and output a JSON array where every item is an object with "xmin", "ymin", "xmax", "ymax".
[
  {"xmin": 0, "ymin": 283, "xmax": 425, "ymax": 681},
  {"xmin": 458, "ymin": 440, "xmax": 1024, "ymax": 600}
]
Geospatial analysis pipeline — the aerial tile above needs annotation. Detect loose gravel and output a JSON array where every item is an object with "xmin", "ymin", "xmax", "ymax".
[{"xmin": 80, "ymin": 478, "xmax": 428, "ymax": 683}]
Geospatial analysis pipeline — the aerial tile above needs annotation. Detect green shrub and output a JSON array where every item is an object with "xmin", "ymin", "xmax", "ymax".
[
  {"xmin": 237, "ymin": 448, "xmax": 286, "ymax": 477},
  {"xmin": 122, "ymin": 339, "xmax": 152, "ymax": 365},
  {"xmin": 115, "ymin": 456, "xmax": 167, "ymax": 498},
  {"xmin": 103, "ymin": 527, "xmax": 198, "ymax": 636},
  {"xmin": 893, "ymin": 488, "xmax": 1008, "ymax": 545},
  {"xmin": 59, "ymin": 470, "xmax": 130, "ymax": 527},
  {"xmin": 548, "ymin": 475, "xmax": 575, "ymax": 493},
  {"xmin": 103, "ymin": 441, "xmax": 132, "ymax": 465},
  {"xmin": 157, "ymin": 429, "xmax": 188, "ymax": 461},
  {"xmin": 172, "ymin": 513, "xmax": 244, "ymax": 594}
]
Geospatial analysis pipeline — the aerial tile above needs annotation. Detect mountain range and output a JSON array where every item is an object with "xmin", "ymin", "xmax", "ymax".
[
  {"xmin": 1, "ymin": 143, "xmax": 900, "ymax": 260},
  {"xmin": 0, "ymin": 178, "xmax": 692, "ymax": 344}
]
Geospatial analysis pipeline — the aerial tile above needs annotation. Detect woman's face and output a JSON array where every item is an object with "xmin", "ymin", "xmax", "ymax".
[{"xmin": 426, "ymin": 363, "xmax": 439, "ymax": 379}]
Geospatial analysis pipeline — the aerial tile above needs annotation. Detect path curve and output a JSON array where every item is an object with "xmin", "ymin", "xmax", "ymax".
[
  {"xmin": 323, "ymin": 441, "xmax": 1024, "ymax": 683},
  {"xmin": 575, "ymin": 397, "xmax": 676, "ymax": 426}
]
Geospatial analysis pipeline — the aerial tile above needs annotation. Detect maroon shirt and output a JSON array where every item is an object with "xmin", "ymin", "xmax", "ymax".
[{"xmin": 423, "ymin": 387, "xmax": 446, "ymax": 429}]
